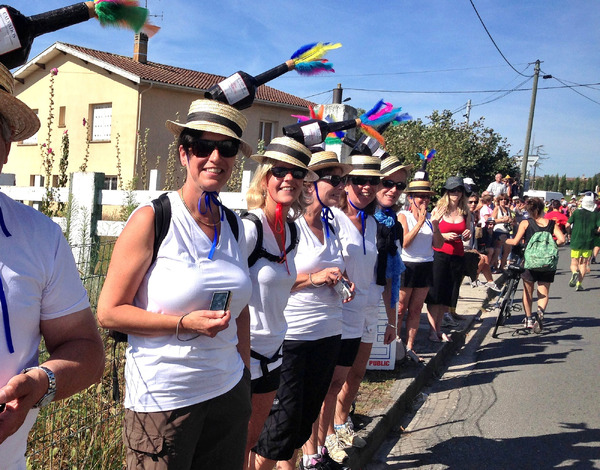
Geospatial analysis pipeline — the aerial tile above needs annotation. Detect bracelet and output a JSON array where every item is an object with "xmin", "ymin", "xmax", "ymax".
[
  {"xmin": 386, "ymin": 323, "xmax": 397, "ymax": 330},
  {"xmin": 309, "ymin": 273, "xmax": 327, "ymax": 287}
]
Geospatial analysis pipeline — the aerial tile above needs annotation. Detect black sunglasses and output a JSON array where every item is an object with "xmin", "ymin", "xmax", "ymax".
[
  {"xmin": 319, "ymin": 175, "xmax": 346, "ymax": 186},
  {"xmin": 468, "ymin": 200, "xmax": 478, "ymax": 204},
  {"xmin": 448, "ymin": 188, "xmax": 464, "ymax": 194},
  {"xmin": 270, "ymin": 166, "xmax": 309, "ymax": 180},
  {"xmin": 350, "ymin": 176, "xmax": 381, "ymax": 186},
  {"xmin": 381, "ymin": 179, "xmax": 407, "ymax": 191},
  {"xmin": 189, "ymin": 139, "xmax": 240, "ymax": 158}
]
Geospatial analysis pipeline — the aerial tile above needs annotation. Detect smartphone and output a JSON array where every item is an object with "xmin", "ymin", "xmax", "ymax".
[
  {"xmin": 209, "ymin": 291, "xmax": 232, "ymax": 311},
  {"xmin": 333, "ymin": 278, "xmax": 352, "ymax": 301}
]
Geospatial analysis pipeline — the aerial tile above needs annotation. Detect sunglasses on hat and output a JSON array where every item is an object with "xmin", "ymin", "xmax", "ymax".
[
  {"xmin": 350, "ymin": 176, "xmax": 381, "ymax": 186},
  {"xmin": 188, "ymin": 139, "xmax": 240, "ymax": 158},
  {"xmin": 318, "ymin": 175, "xmax": 347, "ymax": 187},
  {"xmin": 381, "ymin": 179, "xmax": 407, "ymax": 191},
  {"xmin": 270, "ymin": 166, "xmax": 309, "ymax": 180}
]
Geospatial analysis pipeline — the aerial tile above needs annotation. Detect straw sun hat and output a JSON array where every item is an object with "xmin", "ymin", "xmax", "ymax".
[
  {"xmin": 405, "ymin": 179, "xmax": 435, "ymax": 195},
  {"xmin": 251, "ymin": 136, "xmax": 318, "ymax": 181},
  {"xmin": 308, "ymin": 150, "xmax": 353, "ymax": 175},
  {"xmin": 0, "ymin": 63, "xmax": 40, "ymax": 142},
  {"xmin": 380, "ymin": 155, "xmax": 413, "ymax": 178},
  {"xmin": 166, "ymin": 99, "xmax": 252, "ymax": 157},
  {"xmin": 347, "ymin": 155, "xmax": 382, "ymax": 177}
]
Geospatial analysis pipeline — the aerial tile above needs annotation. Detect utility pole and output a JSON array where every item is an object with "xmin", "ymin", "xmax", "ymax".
[
  {"xmin": 464, "ymin": 99, "xmax": 471, "ymax": 125},
  {"xmin": 520, "ymin": 60, "xmax": 540, "ymax": 189}
]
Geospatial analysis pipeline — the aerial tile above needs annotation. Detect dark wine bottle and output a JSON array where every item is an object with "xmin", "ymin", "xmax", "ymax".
[
  {"xmin": 0, "ymin": 2, "xmax": 94, "ymax": 69},
  {"xmin": 205, "ymin": 60, "xmax": 295, "ymax": 110},
  {"xmin": 282, "ymin": 118, "xmax": 361, "ymax": 148}
]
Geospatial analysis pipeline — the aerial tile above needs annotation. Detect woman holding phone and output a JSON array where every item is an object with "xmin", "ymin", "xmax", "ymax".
[
  {"xmin": 253, "ymin": 151, "xmax": 354, "ymax": 470},
  {"xmin": 242, "ymin": 137, "xmax": 316, "ymax": 467},
  {"xmin": 98, "ymin": 99, "xmax": 253, "ymax": 470}
]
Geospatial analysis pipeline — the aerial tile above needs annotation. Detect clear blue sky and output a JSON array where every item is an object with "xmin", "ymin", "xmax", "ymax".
[{"xmin": 13, "ymin": 0, "xmax": 600, "ymax": 178}]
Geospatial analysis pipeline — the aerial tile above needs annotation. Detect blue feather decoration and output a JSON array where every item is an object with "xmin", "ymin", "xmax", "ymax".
[{"xmin": 291, "ymin": 43, "xmax": 318, "ymax": 59}]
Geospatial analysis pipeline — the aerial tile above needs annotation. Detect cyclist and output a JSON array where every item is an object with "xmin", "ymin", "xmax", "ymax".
[{"xmin": 505, "ymin": 198, "xmax": 565, "ymax": 333}]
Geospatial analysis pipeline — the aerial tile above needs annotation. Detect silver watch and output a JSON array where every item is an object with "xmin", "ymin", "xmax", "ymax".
[{"xmin": 23, "ymin": 366, "xmax": 56, "ymax": 408}]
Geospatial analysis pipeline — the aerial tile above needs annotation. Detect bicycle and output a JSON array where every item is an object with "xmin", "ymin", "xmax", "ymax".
[{"xmin": 492, "ymin": 247, "xmax": 524, "ymax": 338}]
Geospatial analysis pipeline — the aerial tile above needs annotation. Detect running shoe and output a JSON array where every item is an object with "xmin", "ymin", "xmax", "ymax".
[
  {"xmin": 335, "ymin": 422, "xmax": 367, "ymax": 449},
  {"xmin": 325, "ymin": 434, "xmax": 349, "ymax": 464},
  {"xmin": 525, "ymin": 316, "xmax": 535, "ymax": 329},
  {"xmin": 442, "ymin": 312, "xmax": 459, "ymax": 327},
  {"xmin": 533, "ymin": 312, "xmax": 544, "ymax": 334},
  {"xmin": 300, "ymin": 454, "xmax": 324, "ymax": 470},
  {"xmin": 576, "ymin": 282, "xmax": 584, "ymax": 291},
  {"xmin": 484, "ymin": 281, "xmax": 502, "ymax": 292},
  {"xmin": 569, "ymin": 272, "xmax": 578, "ymax": 288}
]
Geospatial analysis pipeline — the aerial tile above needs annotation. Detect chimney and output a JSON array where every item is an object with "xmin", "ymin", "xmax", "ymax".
[{"xmin": 133, "ymin": 33, "xmax": 148, "ymax": 63}]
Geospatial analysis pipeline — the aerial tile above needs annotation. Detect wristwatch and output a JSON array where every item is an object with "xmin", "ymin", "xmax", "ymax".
[{"xmin": 22, "ymin": 366, "xmax": 56, "ymax": 408}]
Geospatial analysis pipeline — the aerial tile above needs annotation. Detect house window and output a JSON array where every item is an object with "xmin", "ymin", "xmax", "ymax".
[
  {"xmin": 21, "ymin": 110, "xmax": 39, "ymax": 145},
  {"xmin": 58, "ymin": 106, "xmax": 66, "ymax": 128},
  {"xmin": 91, "ymin": 103, "xmax": 112, "ymax": 142},
  {"xmin": 259, "ymin": 121, "xmax": 275, "ymax": 146},
  {"xmin": 104, "ymin": 175, "xmax": 118, "ymax": 190}
]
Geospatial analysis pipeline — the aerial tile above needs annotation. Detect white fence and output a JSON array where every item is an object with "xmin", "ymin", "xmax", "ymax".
[{"xmin": 0, "ymin": 169, "xmax": 252, "ymax": 244}]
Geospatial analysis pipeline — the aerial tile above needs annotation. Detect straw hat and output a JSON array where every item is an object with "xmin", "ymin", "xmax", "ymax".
[
  {"xmin": 348, "ymin": 155, "xmax": 382, "ymax": 177},
  {"xmin": 380, "ymin": 155, "xmax": 413, "ymax": 177},
  {"xmin": 251, "ymin": 136, "xmax": 318, "ymax": 181},
  {"xmin": 405, "ymin": 179, "xmax": 435, "ymax": 195},
  {"xmin": 0, "ymin": 63, "xmax": 40, "ymax": 142},
  {"xmin": 166, "ymin": 99, "xmax": 252, "ymax": 157},
  {"xmin": 308, "ymin": 150, "xmax": 353, "ymax": 176}
]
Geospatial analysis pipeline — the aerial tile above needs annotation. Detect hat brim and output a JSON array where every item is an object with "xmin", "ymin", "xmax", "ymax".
[
  {"xmin": 166, "ymin": 120, "xmax": 252, "ymax": 158},
  {"xmin": 251, "ymin": 153, "xmax": 318, "ymax": 182},
  {"xmin": 382, "ymin": 163, "xmax": 413, "ymax": 178},
  {"xmin": 0, "ymin": 93, "xmax": 40, "ymax": 142},
  {"xmin": 309, "ymin": 161, "xmax": 353, "ymax": 176}
]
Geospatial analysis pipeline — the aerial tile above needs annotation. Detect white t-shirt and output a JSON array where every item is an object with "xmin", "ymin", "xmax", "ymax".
[
  {"xmin": 479, "ymin": 204, "xmax": 493, "ymax": 227},
  {"xmin": 283, "ymin": 215, "xmax": 345, "ymax": 341},
  {"xmin": 243, "ymin": 209, "xmax": 297, "ymax": 379},
  {"xmin": 125, "ymin": 192, "xmax": 252, "ymax": 412},
  {"xmin": 333, "ymin": 208, "xmax": 378, "ymax": 339},
  {"xmin": 0, "ymin": 192, "xmax": 89, "ymax": 468},
  {"xmin": 400, "ymin": 210, "xmax": 434, "ymax": 263}
]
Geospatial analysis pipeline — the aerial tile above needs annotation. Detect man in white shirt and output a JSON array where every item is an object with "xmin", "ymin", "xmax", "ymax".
[
  {"xmin": 486, "ymin": 173, "xmax": 507, "ymax": 198},
  {"xmin": 0, "ymin": 63, "xmax": 104, "ymax": 469}
]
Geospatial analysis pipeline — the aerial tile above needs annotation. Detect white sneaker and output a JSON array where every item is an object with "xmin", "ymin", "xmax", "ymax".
[
  {"xmin": 335, "ymin": 422, "xmax": 367, "ymax": 449},
  {"xmin": 484, "ymin": 281, "xmax": 501, "ymax": 292},
  {"xmin": 442, "ymin": 312, "xmax": 459, "ymax": 327},
  {"xmin": 325, "ymin": 433, "xmax": 349, "ymax": 463}
]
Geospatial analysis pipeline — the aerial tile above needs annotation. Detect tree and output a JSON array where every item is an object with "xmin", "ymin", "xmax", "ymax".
[
  {"xmin": 558, "ymin": 174, "xmax": 567, "ymax": 195},
  {"xmin": 551, "ymin": 174, "xmax": 559, "ymax": 192},
  {"xmin": 383, "ymin": 110, "xmax": 515, "ymax": 195},
  {"xmin": 573, "ymin": 177, "xmax": 581, "ymax": 195}
]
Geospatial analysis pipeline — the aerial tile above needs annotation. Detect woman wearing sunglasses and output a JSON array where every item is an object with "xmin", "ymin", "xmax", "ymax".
[
  {"xmin": 425, "ymin": 177, "xmax": 472, "ymax": 342},
  {"xmin": 253, "ymin": 151, "xmax": 354, "ymax": 470},
  {"xmin": 98, "ymin": 99, "xmax": 254, "ymax": 470},
  {"xmin": 322, "ymin": 155, "xmax": 384, "ymax": 464},
  {"xmin": 397, "ymin": 179, "xmax": 443, "ymax": 362},
  {"xmin": 242, "ymin": 137, "xmax": 316, "ymax": 467},
  {"xmin": 491, "ymin": 195, "xmax": 514, "ymax": 272}
]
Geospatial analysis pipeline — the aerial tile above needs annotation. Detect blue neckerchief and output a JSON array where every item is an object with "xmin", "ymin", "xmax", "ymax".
[
  {"xmin": 374, "ymin": 207, "xmax": 396, "ymax": 228},
  {"xmin": 314, "ymin": 182, "xmax": 334, "ymax": 239},
  {"xmin": 198, "ymin": 191, "xmax": 223, "ymax": 260},
  {"xmin": 0, "ymin": 205, "xmax": 13, "ymax": 354},
  {"xmin": 347, "ymin": 196, "xmax": 367, "ymax": 255},
  {"xmin": 386, "ymin": 252, "xmax": 406, "ymax": 305}
]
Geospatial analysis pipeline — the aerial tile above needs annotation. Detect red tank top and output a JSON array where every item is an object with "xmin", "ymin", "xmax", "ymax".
[{"xmin": 434, "ymin": 218, "xmax": 466, "ymax": 256}]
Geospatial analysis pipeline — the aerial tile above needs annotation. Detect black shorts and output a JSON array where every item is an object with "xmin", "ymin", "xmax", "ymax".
[
  {"xmin": 251, "ymin": 365, "xmax": 282, "ymax": 394},
  {"xmin": 463, "ymin": 250, "xmax": 481, "ymax": 282},
  {"xmin": 337, "ymin": 338, "xmax": 362, "ymax": 367},
  {"xmin": 254, "ymin": 335, "xmax": 341, "ymax": 461},
  {"xmin": 426, "ymin": 251, "xmax": 465, "ymax": 308},
  {"xmin": 401, "ymin": 261, "xmax": 433, "ymax": 289},
  {"xmin": 521, "ymin": 269, "xmax": 556, "ymax": 284}
]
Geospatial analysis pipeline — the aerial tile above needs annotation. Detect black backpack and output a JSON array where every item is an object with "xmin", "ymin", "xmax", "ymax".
[
  {"xmin": 241, "ymin": 212, "xmax": 299, "ymax": 267},
  {"xmin": 109, "ymin": 193, "xmax": 239, "ymax": 400}
]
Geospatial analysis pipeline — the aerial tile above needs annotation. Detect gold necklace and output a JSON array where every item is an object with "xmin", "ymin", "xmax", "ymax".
[{"xmin": 179, "ymin": 189, "xmax": 220, "ymax": 228}]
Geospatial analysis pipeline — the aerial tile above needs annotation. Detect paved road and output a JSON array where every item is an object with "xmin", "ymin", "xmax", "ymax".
[{"xmin": 367, "ymin": 247, "xmax": 600, "ymax": 469}]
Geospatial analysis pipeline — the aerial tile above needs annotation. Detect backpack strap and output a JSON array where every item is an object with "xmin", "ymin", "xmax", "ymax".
[
  {"xmin": 242, "ymin": 212, "xmax": 299, "ymax": 267},
  {"xmin": 151, "ymin": 193, "xmax": 171, "ymax": 265},
  {"xmin": 223, "ymin": 206, "xmax": 239, "ymax": 241}
]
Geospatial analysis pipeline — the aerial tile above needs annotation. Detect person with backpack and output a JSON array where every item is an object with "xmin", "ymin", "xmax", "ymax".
[
  {"xmin": 506, "ymin": 197, "xmax": 565, "ymax": 333},
  {"xmin": 241, "ymin": 137, "xmax": 317, "ymax": 467},
  {"xmin": 98, "ymin": 99, "xmax": 254, "ymax": 470},
  {"xmin": 252, "ymin": 151, "xmax": 354, "ymax": 470}
]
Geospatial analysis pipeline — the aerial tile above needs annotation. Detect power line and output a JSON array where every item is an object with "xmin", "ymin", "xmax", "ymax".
[
  {"xmin": 468, "ymin": 0, "xmax": 533, "ymax": 78},
  {"xmin": 471, "ymin": 76, "xmax": 532, "ymax": 107},
  {"xmin": 541, "ymin": 70, "xmax": 600, "ymax": 106}
]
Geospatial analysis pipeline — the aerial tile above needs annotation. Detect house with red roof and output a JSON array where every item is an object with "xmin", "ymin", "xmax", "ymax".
[{"xmin": 7, "ymin": 36, "xmax": 315, "ymax": 190}]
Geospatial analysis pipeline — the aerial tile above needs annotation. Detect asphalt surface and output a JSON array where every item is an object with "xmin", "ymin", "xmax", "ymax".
[{"xmin": 365, "ymin": 247, "xmax": 600, "ymax": 469}]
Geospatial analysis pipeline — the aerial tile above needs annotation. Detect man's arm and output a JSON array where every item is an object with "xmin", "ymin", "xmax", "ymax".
[{"xmin": 0, "ymin": 308, "xmax": 104, "ymax": 445}]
